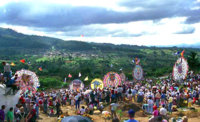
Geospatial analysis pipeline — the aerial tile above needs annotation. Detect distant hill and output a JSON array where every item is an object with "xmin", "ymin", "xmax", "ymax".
[
  {"xmin": 0, "ymin": 27, "xmax": 199, "ymax": 55},
  {"xmin": 0, "ymin": 28, "xmax": 63, "ymax": 49},
  {"xmin": 1, "ymin": 27, "xmax": 200, "ymax": 78},
  {"xmin": 0, "ymin": 27, "xmax": 149, "ymax": 55}
]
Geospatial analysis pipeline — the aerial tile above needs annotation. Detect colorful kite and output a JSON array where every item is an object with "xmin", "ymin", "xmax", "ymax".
[
  {"xmin": 91, "ymin": 79, "xmax": 104, "ymax": 90},
  {"xmin": 79, "ymin": 72, "xmax": 82, "ymax": 77},
  {"xmin": 133, "ymin": 65, "xmax": 143, "ymax": 81},
  {"xmin": 172, "ymin": 51, "xmax": 188, "ymax": 81},
  {"xmin": 15, "ymin": 69, "xmax": 40, "ymax": 94},
  {"xmin": 84, "ymin": 76, "xmax": 89, "ymax": 81},
  {"xmin": 38, "ymin": 67, "xmax": 42, "ymax": 71},
  {"xmin": 10, "ymin": 62, "xmax": 16, "ymax": 66},
  {"xmin": 68, "ymin": 74, "xmax": 72, "ymax": 78},
  {"xmin": 181, "ymin": 50, "xmax": 185, "ymax": 57},
  {"xmin": 103, "ymin": 72, "xmax": 121, "ymax": 87},
  {"xmin": 69, "ymin": 79, "xmax": 84, "ymax": 91},
  {"xmin": 135, "ymin": 58, "xmax": 140, "ymax": 65},
  {"xmin": 20, "ymin": 59, "xmax": 25, "ymax": 63}
]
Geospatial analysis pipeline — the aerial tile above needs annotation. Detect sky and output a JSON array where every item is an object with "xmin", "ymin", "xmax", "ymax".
[{"xmin": 0, "ymin": 0, "xmax": 200, "ymax": 46}]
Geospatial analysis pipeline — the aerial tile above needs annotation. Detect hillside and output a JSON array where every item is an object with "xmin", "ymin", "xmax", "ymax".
[
  {"xmin": 1, "ymin": 27, "xmax": 200, "ymax": 53},
  {"xmin": 0, "ymin": 27, "xmax": 200, "ymax": 89}
]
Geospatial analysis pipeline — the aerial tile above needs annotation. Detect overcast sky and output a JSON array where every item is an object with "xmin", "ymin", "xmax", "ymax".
[{"xmin": 0, "ymin": 0, "xmax": 200, "ymax": 46}]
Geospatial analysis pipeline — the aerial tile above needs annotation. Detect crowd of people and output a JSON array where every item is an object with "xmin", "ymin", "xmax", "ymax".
[{"xmin": 1, "ymin": 61, "xmax": 200, "ymax": 122}]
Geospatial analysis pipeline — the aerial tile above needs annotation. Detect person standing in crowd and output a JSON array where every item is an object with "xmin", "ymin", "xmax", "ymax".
[
  {"xmin": 2, "ymin": 62, "xmax": 11, "ymax": 82},
  {"xmin": 71, "ymin": 95, "xmax": 75, "ymax": 109},
  {"xmin": 14, "ymin": 104, "xmax": 21, "ymax": 122},
  {"xmin": 127, "ymin": 88, "xmax": 132, "ymax": 102},
  {"xmin": 149, "ymin": 105, "xmax": 159, "ymax": 122},
  {"xmin": 137, "ymin": 89, "xmax": 144, "ymax": 103},
  {"xmin": 155, "ymin": 91, "xmax": 161, "ymax": 108},
  {"xmin": 124, "ymin": 109, "xmax": 138, "ymax": 122},
  {"xmin": 147, "ymin": 96, "xmax": 154, "ymax": 114},
  {"xmin": 0, "ymin": 72, "xmax": 4, "ymax": 83},
  {"xmin": 132, "ymin": 88, "xmax": 137, "ymax": 102},
  {"xmin": 56, "ymin": 100, "xmax": 62, "ymax": 117},
  {"xmin": 110, "ymin": 102, "xmax": 118, "ymax": 119},
  {"xmin": 160, "ymin": 104, "xmax": 168, "ymax": 120},
  {"xmin": 6, "ymin": 107, "xmax": 14, "ymax": 122},
  {"xmin": 0, "ymin": 105, "xmax": 6, "ymax": 122},
  {"xmin": 27, "ymin": 104, "xmax": 37, "ymax": 122},
  {"xmin": 74, "ymin": 94, "xmax": 80, "ymax": 110},
  {"xmin": 43, "ymin": 96, "xmax": 48, "ymax": 114},
  {"xmin": 168, "ymin": 94, "xmax": 173, "ymax": 114}
]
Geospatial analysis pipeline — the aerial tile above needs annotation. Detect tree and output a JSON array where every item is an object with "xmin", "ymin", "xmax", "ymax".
[{"xmin": 187, "ymin": 51, "xmax": 200, "ymax": 73}]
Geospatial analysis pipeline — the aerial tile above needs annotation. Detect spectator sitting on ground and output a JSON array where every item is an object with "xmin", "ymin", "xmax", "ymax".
[
  {"xmin": 99, "ymin": 102, "xmax": 104, "ymax": 113},
  {"xmin": 6, "ymin": 74, "xmax": 18, "ymax": 94},
  {"xmin": 80, "ymin": 106, "xmax": 86, "ymax": 115}
]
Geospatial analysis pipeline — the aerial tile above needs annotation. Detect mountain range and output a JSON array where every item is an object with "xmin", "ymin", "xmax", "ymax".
[{"xmin": 0, "ymin": 27, "xmax": 199, "ymax": 55}]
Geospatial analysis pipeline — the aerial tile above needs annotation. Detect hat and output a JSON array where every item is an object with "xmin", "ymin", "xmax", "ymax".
[
  {"xmin": 153, "ymin": 105, "xmax": 157, "ymax": 110},
  {"xmin": 128, "ymin": 109, "xmax": 135, "ymax": 115}
]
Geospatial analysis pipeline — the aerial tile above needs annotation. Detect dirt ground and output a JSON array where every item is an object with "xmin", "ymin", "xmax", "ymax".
[{"xmin": 38, "ymin": 103, "xmax": 200, "ymax": 122}]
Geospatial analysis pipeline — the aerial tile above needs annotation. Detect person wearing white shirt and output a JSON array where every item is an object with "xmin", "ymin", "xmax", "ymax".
[
  {"xmin": 160, "ymin": 104, "xmax": 168, "ymax": 120},
  {"xmin": 117, "ymin": 86, "xmax": 123, "ymax": 101},
  {"xmin": 75, "ymin": 94, "xmax": 80, "ymax": 110},
  {"xmin": 137, "ymin": 90, "xmax": 144, "ymax": 103},
  {"xmin": 110, "ymin": 103, "xmax": 118, "ymax": 119},
  {"xmin": 147, "ymin": 97, "xmax": 154, "ymax": 113},
  {"xmin": 80, "ymin": 106, "xmax": 85, "ymax": 115}
]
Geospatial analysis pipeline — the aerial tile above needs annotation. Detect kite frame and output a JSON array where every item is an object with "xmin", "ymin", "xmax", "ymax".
[
  {"xmin": 15, "ymin": 69, "xmax": 40, "ymax": 94},
  {"xmin": 103, "ymin": 72, "xmax": 122, "ymax": 87},
  {"xmin": 90, "ymin": 78, "xmax": 104, "ymax": 90},
  {"xmin": 172, "ymin": 57, "xmax": 189, "ymax": 81},
  {"xmin": 69, "ymin": 79, "xmax": 84, "ymax": 91},
  {"xmin": 133, "ymin": 65, "xmax": 144, "ymax": 81}
]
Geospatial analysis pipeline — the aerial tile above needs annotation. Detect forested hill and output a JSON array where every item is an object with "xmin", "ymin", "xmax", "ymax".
[
  {"xmin": 0, "ymin": 28, "xmax": 63, "ymax": 49},
  {"xmin": 1, "ymin": 27, "xmax": 200, "ymax": 53},
  {"xmin": 0, "ymin": 27, "xmax": 147, "ymax": 52},
  {"xmin": 1, "ymin": 27, "xmax": 200, "ymax": 88}
]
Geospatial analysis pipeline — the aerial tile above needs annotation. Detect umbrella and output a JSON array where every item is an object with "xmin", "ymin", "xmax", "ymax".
[{"xmin": 61, "ymin": 115, "xmax": 92, "ymax": 122}]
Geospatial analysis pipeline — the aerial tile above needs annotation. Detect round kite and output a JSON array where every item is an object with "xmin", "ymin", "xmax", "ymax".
[
  {"xmin": 15, "ymin": 69, "xmax": 40, "ymax": 94},
  {"xmin": 69, "ymin": 79, "xmax": 84, "ymax": 91},
  {"xmin": 91, "ymin": 79, "xmax": 104, "ymax": 90},
  {"xmin": 103, "ymin": 72, "xmax": 121, "ymax": 87},
  {"xmin": 173, "ymin": 57, "xmax": 189, "ymax": 81},
  {"xmin": 133, "ymin": 65, "xmax": 143, "ymax": 81},
  {"xmin": 120, "ymin": 72, "xmax": 126, "ymax": 83}
]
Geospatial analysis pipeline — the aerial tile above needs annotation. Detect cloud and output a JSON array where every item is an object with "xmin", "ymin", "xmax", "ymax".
[
  {"xmin": 175, "ymin": 26, "xmax": 195, "ymax": 34},
  {"xmin": 120, "ymin": 0, "xmax": 200, "ymax": 24},
  {"xmin": 0, "ymin": 0, "xmax": 199, "ymax": 29},
  {"xmin": 185, "ymin": 9, "xmax": 200, "ymax": 24},
  {"xmin": 0, "ymin": 0, "xmax": 200, "ymax": 46}
]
